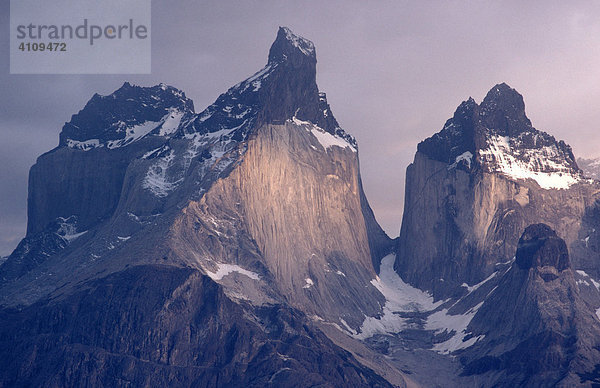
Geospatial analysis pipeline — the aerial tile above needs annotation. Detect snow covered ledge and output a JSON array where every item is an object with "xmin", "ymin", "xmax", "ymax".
[{"xmin": 479, "ymin": 134, "xmax": 582, "ymax": 190}]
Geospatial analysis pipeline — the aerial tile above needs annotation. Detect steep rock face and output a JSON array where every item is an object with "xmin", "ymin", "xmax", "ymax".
[
  {"xmin": 4, "ymin": 27, "xmax": 389, "ymax": 302},
  {"xmin": 29, "ymin": 84, "xmax": 194, "ymax": 236},
  {"xmin": 461, "ymin": 224, "xmax": 600, "ymax": 387},
  {"xmin": 396, "ymin": 83, "xmax": 600, "ymax": 298},
  {"xmin": 0, "ymin": 28, "xmax": 396, "ymax": 386},
  {"xmin": 169, "ymin": 121, "xmax": 385, "ymax": 327}
]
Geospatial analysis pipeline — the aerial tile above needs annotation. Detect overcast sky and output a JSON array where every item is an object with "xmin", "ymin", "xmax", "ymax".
[{"xmin": 2, "ymin": 1, "xmax": 600, "ymax": 255}]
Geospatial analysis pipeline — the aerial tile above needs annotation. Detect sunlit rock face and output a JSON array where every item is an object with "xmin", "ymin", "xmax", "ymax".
[{"xmin": 0, "ymin": 27, "xmax": 396, "ymax": 387}]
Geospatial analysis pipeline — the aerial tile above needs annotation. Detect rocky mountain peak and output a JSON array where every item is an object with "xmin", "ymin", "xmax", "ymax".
[
  {"xmin": 0, "ymin": 26, "xmax": 397, "ymax": 387},
  {"xmin": 417, "ymin": 83, "xmax": 582, "ymax": 190},
  {"xmin": 480, "ymin": 83, "xmax": 533, "ymax": 137},
  {"xmin": 12, "ymin": 26, "xmax": 376, "ymax": 313},
  {"xmin": 398, "ymin": 84, "xmax": 592, "ymax": 303},
  {"xmin": 448, "ymin": 97, "xmax": 479, "ymax": 133},
  {"xmin": 59, "ymin": 82, "xmax": 194, "ymax": 149},
  {"xmin": 185, "ymin": 26, "xmax": 354, "ymax": 145},
  {"xmin": 515, "ymin": 223, "xmax": 570, "ymax": 272},
  {"xmin": 455, "ymin": 96, "xmax": 477, "ymax": 114},
  {"xmin": 268, "ymin": 26, "xmax": 316, "ymax": 65},
  {"xmin": 56, "ymin": 28, "xmax": 352, "ymax": 155}
]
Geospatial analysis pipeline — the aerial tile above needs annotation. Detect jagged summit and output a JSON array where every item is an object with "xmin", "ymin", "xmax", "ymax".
[
  {"xmin": 515, "ymin": 223, "xmax": 570, "ymax": 271},
  {"xmin": 417, "ymin": 83, "xmax": 582, "ymax": 190},
  {"xmin": 268, "ymin": 26, "xmax": 316, "ymax": 64},
  {"xmin": 181, "ymin": 26, "xmax": 354, "ymax": 148},
  {"xmin": 60, "ymin": 82, "xmax": 194, "ymax": 150},
  {"xmin": 480, "ymin": 83, "xmax": 533, "ymax": 137},
  {"xmin": 25, "ymin": 28, "xmax": 359, "ymax": 238},
  {"xmin": 59, "ymin": 27, "xmax": 355, "ymax": 153},
  {"xmin": 481, "ymin": 83, "xmax": 524, "ymax": 108}
]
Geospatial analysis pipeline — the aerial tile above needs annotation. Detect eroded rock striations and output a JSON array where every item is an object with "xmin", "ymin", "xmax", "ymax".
[{"xmin": 0, "ymin": 27, "xmax": 397, "ymax": 387}]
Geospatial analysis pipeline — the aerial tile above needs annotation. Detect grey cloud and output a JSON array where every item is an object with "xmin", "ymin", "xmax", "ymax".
[{"xmin": 2, "ymin": 1, "xmax": 600, "ymax": 254}]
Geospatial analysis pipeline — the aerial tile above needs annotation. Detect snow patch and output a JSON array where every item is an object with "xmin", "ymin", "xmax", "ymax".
[
  {"xmin": 461, "ymin": 271, "xmax": 497, "ymax": 293},
  {"xmin": 281, "ymin": 26, "xmax": 315, "ymax": 56},
  {"xmin": 576, "ymin": 270, "xmax": 600, "ymax": 290},
  {"xmin": 479, "ymin": 135, "xmax": 581, "ymax": 189},
  {"xmin": 577, "ymin": 279, "xmax": 591, "ymax": 287},
  {"xmin": 246, "ymin": 64, "xmax": 273, "ymax": 84},
  {"xmin": 142, "ymin": 147, "xmax": 163, "ymax": 159},
  {"xmin": 268, "ymin": 368, "xmax": 292, "ymax": 383},
  {"xmin": 450, "ymin": 151, "xmax": 473, "ymax": 169},
  {"xmin": 206, "ymin": 263, "xmax": 260, "ymax": 281},
  {"xmin": 303, "ymin": 278, "xmax": 314, "ymax": 289},
  {"xmin": 143, "ymin": 150, "xmax": 182, "ymax": 197},
  {"xmin": 232, "ymin": 63, "xmax": 276, "ymax": 93},
  {"xmin": 158, "ymin": 109, "xmax": 184, "ymax": 136},
  {"xmin": 68, "ymin": 111, "xmax": 182, "ymax": 152},
  {"xmin": 107, "ymin": 120, "xmax": 159, "ymax": 149},
  {"xmin": 355, "ymin": 254, "xmax": 486, "ymax": 353},
  {"xmin": 310, "ymin": 127, "xmax": 357, "ymax": 152},
  {"xmin": 426, "ymin": 302, "xmax": 485, "ymax": 354},
  {"xmin": 371, "ymin": 254, "xmax": 441, "ymax": 311},
  {"xmin": 196, "ymin": 110, "xmax": 213, "ymax": 123},
  {"xmin": 61, "ymin": 230, "xmax": 87, "ymax": 242},
  {"xmin": 291, "ymin": 116, "xmax": 311, "ymax": 126},
  {"xmin": 339, "ymin": 318, "xmax": 357, "ymax": 335},
  {"xmin": 355, "ymin": 254, "xmax": 443, "ymax": 340},
  {"xmin": 66, "ymin": 139, "xmax": 101, "ymax": 151},
  {"xmin": 290, "ymin": 116, "xmax": 356, "ymax": 152},
  {"xmin": 56, "ymin": 217, "xmax": 87, "ymax": 242},
  {"xmin": 182, "ymin": 120, "xmax": 243, "ymax": 174}
]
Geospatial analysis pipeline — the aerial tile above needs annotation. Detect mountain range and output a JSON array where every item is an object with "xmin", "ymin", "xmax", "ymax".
[{"xmin": 1, "ymin": 27, "xmax": 599, "ymax": 387}]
